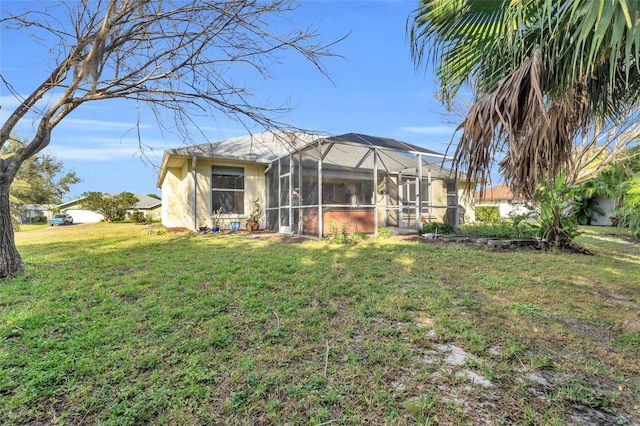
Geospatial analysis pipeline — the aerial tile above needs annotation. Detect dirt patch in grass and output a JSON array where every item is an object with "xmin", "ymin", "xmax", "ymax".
[
  {"xmin": 620, "ymin": 312, "xmax": 640, "ymax": 333},
  {"xmin": 553, "ymin": 316, "xmax": 614, "ymax": 343}
]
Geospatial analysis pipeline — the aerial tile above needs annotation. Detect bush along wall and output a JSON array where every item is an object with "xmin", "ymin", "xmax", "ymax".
[{"xmin": 475, "ymin": 206, "xmax": 500, "ymax": 222}]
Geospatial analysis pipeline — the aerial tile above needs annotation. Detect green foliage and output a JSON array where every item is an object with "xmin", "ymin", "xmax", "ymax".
[
  {"xmin": 377, "ymin": 227, "xmax": 392, "ymax": 238},
  {"xmin": 3, "ymin": 134, "xmax": 81, "ymax": 205},
  {"xmin": 409, "ymin": 0, "xmax": 640, "ymax": 118},
  {"xmin": 327, "ymin": 222, "xmax": 357, "ymax": 244},
  {"xmin": 249, "ymin": 199, "xmax": 262, "ymax": 221},
  {"xmin": 130, "ymin": 211, "xmax": 146, "ymax": 223},
  {"xmin": 419, "ymin": 221, "xmax": 456, "ymax": 235},
  {"xmin": 617, "ymin": 175, "xmax": 640, "ymax": 238},
  {"xmin": 534, "ymin": 174, "xmax": 581, "ymax": 248},
  {"xmin": 475, "ymin": 206, "xmax": 500, "ymax": 222},
  {"xmin": 460, "ymin": 219, "xmax": 538, "ymax": 239},
  {"xmin": 81, "ymin": 191, "xmax": 139, "ymax": 222},
  {"xmin": 570, "ymin": 147, "xmax": 640, "ymax": 235}
]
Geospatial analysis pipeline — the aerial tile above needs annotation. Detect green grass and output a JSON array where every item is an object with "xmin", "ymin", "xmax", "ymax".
[
  {"xmin": 16, "ymin": 223, "xmax": 50, "ymax": 232},
  {"xmin": 1, "ymin": 223, "xmax": 639, "ymax": 425}
]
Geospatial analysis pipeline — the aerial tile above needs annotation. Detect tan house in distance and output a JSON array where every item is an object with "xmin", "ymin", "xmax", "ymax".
[
  {"xmin": 157, "ymin": 131, "xmax": 474, "ymax": 236},
  {"xmin": 475, "ymin": 184, "xmax": 532, "ymax": 218}
]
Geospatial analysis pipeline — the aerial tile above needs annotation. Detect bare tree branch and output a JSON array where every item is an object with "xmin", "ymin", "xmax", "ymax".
[{"xmin": 0, "ymin": 0, "xmax": 344, "ymax": 277}]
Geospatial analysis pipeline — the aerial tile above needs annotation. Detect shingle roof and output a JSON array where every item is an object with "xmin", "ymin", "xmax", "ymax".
[
  {"xmin": 475, "ymin": 184, "xmax": 522, "ymax": 201},
  {"xmin": 163, "ymin": 131, "xmax": 319, "ymax": 164}
]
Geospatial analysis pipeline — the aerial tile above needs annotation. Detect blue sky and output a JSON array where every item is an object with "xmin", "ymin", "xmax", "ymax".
[{"xmin": 1, "ymin": 0, "xmax": 465, "ymax": 201}]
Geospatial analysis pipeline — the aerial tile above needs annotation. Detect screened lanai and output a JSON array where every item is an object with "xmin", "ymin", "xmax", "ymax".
[{"xmin": 264, "ymin": 133, "xmax": 462, "ymax": 237}]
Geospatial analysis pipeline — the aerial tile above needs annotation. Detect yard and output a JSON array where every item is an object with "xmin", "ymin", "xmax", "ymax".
[{"xmin": 1, "ymin": 223, "xmax": 639, "ymax": 425}]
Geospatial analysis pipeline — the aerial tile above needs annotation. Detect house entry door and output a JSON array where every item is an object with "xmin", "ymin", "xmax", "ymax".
[{"xmin": 399, "ymin": 178, "xmax": 417, "ymax": 227}]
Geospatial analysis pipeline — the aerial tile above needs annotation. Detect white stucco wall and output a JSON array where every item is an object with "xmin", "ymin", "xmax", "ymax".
[
  {"xmin": 590, "ymin": 196, "xmax": 615, "ymax": 226},
  {"xmin": 161, "ymin": 164, "xmax": 188, "ymax": 228},
  {"xmin": 64, "ymin": 209, "xmax": 104, "ymax": 223},
  {"xmin": 476, "ymin": 200, "xmax": 532, "ymax": 219}
]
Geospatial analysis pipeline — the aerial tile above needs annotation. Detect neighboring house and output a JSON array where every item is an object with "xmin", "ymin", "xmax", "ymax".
[
  {"xmin": 589, "ymin": 196, "xmax": 616, "ymax": 226},
  {"xmin": 127, "ymin": 194, "xmax": 162, "ymax": 221},
  {"xmin": 56, "ymin": 194, "xmax": 161, "ymax": 223},
  {"xmin": 19, "ymin": 204, "xmax": 53, "ymax": 223},
  {"xmin": 475, "ymin": 184, "xmax": 533, "ymax": 218},
  {"xmin": 157, "ymin": 131, "xmax": 475, "ymax": 236}
]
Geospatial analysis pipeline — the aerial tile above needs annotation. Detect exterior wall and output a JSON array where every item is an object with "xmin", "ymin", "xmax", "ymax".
[
  {"xmin": 161, "ymin": 164, "xmax": 189, "ymax": 228},
  {"xmin": 429, "ymin": 180, "xmax": 449, "ymax": 223},
  {"xmin": 476, "ymin": 199, "xmax": 532, "ymax": 219},
  {"xmin": 64, "ymin": 209, "xmax": 104, "ymax": 223},
  {"xmin": 591, "ymin": 196, "xmax": 615, "ymax": 226},
  {"xmin": 193, "ymin": 159, "xmax": 266, "ymax": 230},
  {"xmin": 458, "ymin": 183, "xmax": 476, "ymax": 223}
]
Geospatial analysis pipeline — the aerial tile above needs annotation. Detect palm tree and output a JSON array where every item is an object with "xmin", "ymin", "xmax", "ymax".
[{"xmin": 408, "ymin": 0, "xmax": 640, "ymax": 199}]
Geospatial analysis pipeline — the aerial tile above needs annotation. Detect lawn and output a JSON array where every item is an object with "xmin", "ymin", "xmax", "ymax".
[{"xmin": 1, "ymin": 223, "xmax": 639, "ymax": 425}]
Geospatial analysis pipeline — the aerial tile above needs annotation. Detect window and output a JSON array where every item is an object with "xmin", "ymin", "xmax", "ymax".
[{"xmin": 212, "ymin": 166, "xmax": 244, "ymax": 214}]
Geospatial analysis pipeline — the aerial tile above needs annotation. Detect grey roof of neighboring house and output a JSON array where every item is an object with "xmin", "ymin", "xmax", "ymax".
[
  {"xmin": 132, "ymin": 194, "xmax": 162, "ymax": 209},
  {"xmin": 57, "ymin": 193, "xmax": 161, "ymax": 210}
]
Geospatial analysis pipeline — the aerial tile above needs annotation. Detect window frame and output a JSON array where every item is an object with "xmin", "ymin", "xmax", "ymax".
[{"xmin": 211, "ymin": 165, "xmax": 245, "ymax": 215}]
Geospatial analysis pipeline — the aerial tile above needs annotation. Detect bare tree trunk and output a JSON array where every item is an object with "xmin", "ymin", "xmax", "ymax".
[{"xmin": 0, "ymin": 180, "xmax": 24, "ymax": 278}]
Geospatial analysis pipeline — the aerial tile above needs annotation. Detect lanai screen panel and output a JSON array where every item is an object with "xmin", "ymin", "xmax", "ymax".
[
  {"xmin": 265, "ymin": 162, "xmax": 278, "ymax": 231},
  {"xmin": 267, "ymin": 133, "xmax": 457, "ymax": 236},
  {"xmin": 298, "ymin": 145, "xmax": 320, "ymax": 236}
]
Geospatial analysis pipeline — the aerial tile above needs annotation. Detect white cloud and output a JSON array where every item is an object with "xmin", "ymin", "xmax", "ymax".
[
  {"xmin": 59, "ymin": 118, "xmax": 150, "ymax": 132},
  {"xmin": 399, "ymin": 125, "xmax": 457, "ymax": 136},
  {"xmin": 43, "ymin": 137, "xmax": 166, "ymax": 162}
]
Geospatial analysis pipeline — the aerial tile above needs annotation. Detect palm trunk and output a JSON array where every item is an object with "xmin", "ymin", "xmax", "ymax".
[{"xmin": 0, "ymin": 180, "xmax": 24, "ymax": 278}]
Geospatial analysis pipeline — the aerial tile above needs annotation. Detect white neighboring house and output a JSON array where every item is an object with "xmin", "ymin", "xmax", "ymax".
[
  {"xmin": 475, "ymin": 184, "xmax": 533, "ymax": 218},
  {"xmin": 55, "ymin": 194, "xmax": 162, "ymax": 223},
  {"xmin": 589, "ymin": 196, "xmax": 616, "ymax": 226},
  {"xmin": 19, "ymin": 204, "xmax": 54, "ymax": 223}
]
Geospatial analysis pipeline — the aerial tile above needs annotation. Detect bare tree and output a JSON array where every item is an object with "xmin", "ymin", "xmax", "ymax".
[{"xmin": 0, "ymin": 0, "xmax": 342, "ymax": 278}]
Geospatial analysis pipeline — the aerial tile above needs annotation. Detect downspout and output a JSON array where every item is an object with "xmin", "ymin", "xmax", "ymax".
[
  {"xmin": 192, "ymin": 156, "xmax": 197, "ymax": 230},
  {"xmin": 417, "ymin": 154, "xmax": 423, "ymax": 231},
  {"xmin": 454, "ymin": 176, "xmax": 460, "ymax": 228},
  {"xmin": 373, "ymin": 148, "xmax": 378, "ymax": 236},
  {"xmin": 317, "ymin": 140, "xmax": 323, "ymax": 239}
]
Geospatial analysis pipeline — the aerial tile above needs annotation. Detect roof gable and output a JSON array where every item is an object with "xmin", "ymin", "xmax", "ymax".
[{"xmin": 475, "ymin": 184, "xmax": 522, "ymax": 202}]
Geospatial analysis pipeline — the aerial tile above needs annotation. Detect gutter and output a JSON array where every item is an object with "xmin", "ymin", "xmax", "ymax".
[{"xmin": 192, "ymin": 156, "xmax": 197, "ymax": 230}]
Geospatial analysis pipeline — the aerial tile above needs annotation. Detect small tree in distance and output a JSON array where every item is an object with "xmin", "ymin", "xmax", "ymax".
[
  {"xmin": 0, "ymin": 0, "xmax": 342, "ymax": 277},
  {"xmin": 81, "ymin": 192, "xmax": 139, "ymax": 222}
]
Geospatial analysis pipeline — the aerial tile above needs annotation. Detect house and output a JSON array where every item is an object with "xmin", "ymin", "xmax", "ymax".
[
  {"xmin": 19, "ymin": 204, "xmax": 54, "ymax": 224},
  {"xmin": 586, "ymin": 196, "xmax": 616, "ymax": 226},
  {"xmin": 157, "ymin": 131, "xmax": 475, "ymax": 236},
  {"xmin": 475, "ymin": 184, "xmax": 532, "ymax": 218},
  {"xmin": 56, "ymin": 193, "xmax": 162, "ymax": 223}
]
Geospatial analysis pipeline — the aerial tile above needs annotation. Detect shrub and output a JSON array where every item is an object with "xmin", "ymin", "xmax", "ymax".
[
  {"xmin": 475, "ymin": 206, "xmax": 500, "ymax": 222},
  {"xmin": 419, "ymin": 222, "xmax": 456, "ymax": 235},
  {"xmin": 131, "ymin": 211, "xmax": 146, "ymax": 223},
  {"xmin": 377, "ymin": 227, "xmax": 392, "ymax": 238},
  {"xmin": 460, "ymin": 219, "xmax": 538, "ymax": 239},
  {"xmin": 326, "ymin": 222, "xmax": 363, "ymax": 244}
]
